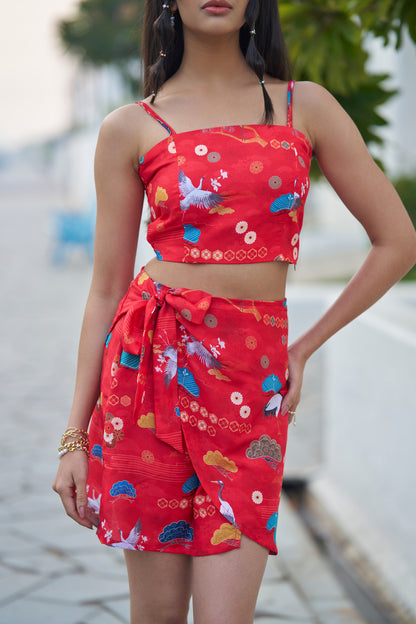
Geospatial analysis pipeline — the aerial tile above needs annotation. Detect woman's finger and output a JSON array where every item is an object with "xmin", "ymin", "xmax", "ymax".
[
  {"xmin": 52, "ymin": 458, "xmax": 93, "ymax": 529},
  {"xmin": 281, "ymin": 359, "xmax": 303, "ymax": 417},
  {"xmin": 59, "ymin": 480, "xmax": 93, "ymax": 529}
]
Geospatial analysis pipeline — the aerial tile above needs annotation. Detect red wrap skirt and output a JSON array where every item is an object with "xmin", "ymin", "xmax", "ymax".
[{"xmin": 87, "ymin": 268, "xmax": 290, "ymax": 555}]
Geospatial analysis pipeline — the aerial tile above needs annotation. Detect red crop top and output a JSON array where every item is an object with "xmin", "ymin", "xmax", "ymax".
[{"xmin": 137, "ymin": 81, "xmax": 312, "ymax": 264}]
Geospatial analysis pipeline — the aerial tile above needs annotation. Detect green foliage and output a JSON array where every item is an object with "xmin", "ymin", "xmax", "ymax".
[
  {"xmin": 278, "ymin": 1, "xmax": 402, "ymax": 157},
  {"xmin": 354, "ymin": 0, "xmax": 416, "ymax": 48},
  {"xmin": 279, "ymin": 2, "xmax": 368, "ymax": 95},
  {"xmin": 59, "ymin": 0, "xmax": 415, "ymax": 168},
  {"xmin": 59, "ymin": 0, "xmax": 144, "ymax": 93}
]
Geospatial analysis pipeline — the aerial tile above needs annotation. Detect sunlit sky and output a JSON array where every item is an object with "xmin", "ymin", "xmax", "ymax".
[{"xmin": 1, "ymin": 0, "xmax": 79, "ymax": 150}]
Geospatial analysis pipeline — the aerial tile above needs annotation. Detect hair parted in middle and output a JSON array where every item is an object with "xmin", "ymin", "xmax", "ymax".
[{"xmin": 141, "ymin": 0, "xmax": 292, "ymax": 124}]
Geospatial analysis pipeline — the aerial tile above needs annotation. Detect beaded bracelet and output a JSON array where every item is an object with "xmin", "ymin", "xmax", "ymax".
[
  {"xmin": 58, "ymin": 440, "xmax": 89, "ymax": 459},
  {"xmin": 58, "ymin": 426, "xmax": 89, "ymax": 459}
]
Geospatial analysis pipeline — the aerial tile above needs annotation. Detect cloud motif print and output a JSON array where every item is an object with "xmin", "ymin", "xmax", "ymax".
[
  {"xmin": 270, "ymin": 191, "xmax": 301, "ymax": 214},
  {"xmin": 109, "ymin": 480, "xmax": 136, "ymax": 500},
  {"xmin": 159, "ymin": 520, "xmax": 194, "ymax": 547},
  {"xmin": 182, "ymin": 472, "xmax": 201, "ymax": 494},
  {"xmin": 211, "ymin": 523, "xmax": 241, "ymax": 546},
  {"xmin": 246, "ymin": 434, "xmax": 282, "ymax": 472}
]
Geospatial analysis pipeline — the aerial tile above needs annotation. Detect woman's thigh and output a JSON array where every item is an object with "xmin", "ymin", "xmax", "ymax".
[
  {"xmin": 124, "ymin": 550, "xmax": 192, "ymax": 624},
  {"xmin": 191, "ymin": 534, "xmax": 269, "ymax": 624}
]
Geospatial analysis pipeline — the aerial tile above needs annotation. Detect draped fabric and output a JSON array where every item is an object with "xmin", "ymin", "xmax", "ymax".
[
  {"xmin": 87, "ymin": 270, "xmax": 291, "ymax": 555},
  {"xmin": 137, "ymin": 81, "xmax": 312, "ymax": 266}
]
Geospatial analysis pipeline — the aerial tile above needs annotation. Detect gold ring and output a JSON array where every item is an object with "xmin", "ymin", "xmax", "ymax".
[{"xmin": 288, "ymin": 410, "xmax": 297, "ymax": 427}]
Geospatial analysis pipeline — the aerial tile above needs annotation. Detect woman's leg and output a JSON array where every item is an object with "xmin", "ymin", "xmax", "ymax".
[
  {"xmin": 124, "ymin": 550, "xmax": 192, "ymax": 624},
  {"xmin": 191, "ymin": 534, "xmax": 269, "ymax": 624}
]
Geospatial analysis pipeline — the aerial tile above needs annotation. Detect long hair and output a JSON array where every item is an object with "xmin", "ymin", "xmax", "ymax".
[{"xmin": 141, "ymin": 0, "xmax": 291, "ymax": 124}]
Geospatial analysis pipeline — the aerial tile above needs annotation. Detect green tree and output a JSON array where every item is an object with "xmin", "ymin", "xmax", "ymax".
[
  {"xmin": 59, "ymin": 0, "xmax": 144, "ymax": 94},
  {"xmin": 59, "ymin": 0, "xmax": 416, "ymax": 162},
  {"xmin": 279, "ymin": 0, "xmax": 416, "ymax": 157}
]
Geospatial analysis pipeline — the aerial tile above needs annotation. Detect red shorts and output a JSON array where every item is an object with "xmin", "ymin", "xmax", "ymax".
[{"xmin": 87, "ymin": 269, "xmax": 290, "ymax": 555}]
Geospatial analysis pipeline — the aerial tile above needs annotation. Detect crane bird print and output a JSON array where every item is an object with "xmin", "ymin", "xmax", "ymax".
[
  {"xmin": 179, "ymin": 169, "xmax": 225, "ymax": 211},
  {"xmin": 111, "ymin": 518, "xmax": 143, "ymax": 550},
  {"xmin": 162, "ymin": 335, "xmax": 223, "ymax": 388},
  {"xmin": 212, "ymin": 480, "xmax": 236, "ymax": 525}
]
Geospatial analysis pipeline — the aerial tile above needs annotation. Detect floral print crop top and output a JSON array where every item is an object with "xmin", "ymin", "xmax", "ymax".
[{"xmin": 137, "ymin": 81, "xmax": 312, "ymax": 264}]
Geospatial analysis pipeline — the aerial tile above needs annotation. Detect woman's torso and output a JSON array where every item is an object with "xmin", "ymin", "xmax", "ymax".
[{"xmin": 133, "ymin": 79, "xmax": 312, "ymax": 300}]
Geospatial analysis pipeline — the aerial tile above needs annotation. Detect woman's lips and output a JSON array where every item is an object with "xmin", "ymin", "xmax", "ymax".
[
  {"xmin": 203, "ymin": 6, "xmax": 231, "ymax": 13},
  {"xmin": 202, "ymin": 1, "xmax": 232, "ymax": 14}
]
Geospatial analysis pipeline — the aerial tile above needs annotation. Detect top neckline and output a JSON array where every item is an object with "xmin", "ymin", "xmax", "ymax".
[{"xmin": 138, "ymin": 123, "xmax": 312, "ymax": 167}]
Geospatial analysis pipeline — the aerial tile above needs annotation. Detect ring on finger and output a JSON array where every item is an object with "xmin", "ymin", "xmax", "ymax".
[{"xmin": 288, "ymin": 410, "xmax": 297, "ymax": 426}]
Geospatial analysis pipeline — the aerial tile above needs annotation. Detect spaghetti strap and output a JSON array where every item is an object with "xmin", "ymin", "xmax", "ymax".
[
  {"xmin": 287, "ymin": 81, "xmax": 295, "ymax": 128},
  {"xmin": 136, "ymin": 101, "xmax": 176, "ymax": 135}
]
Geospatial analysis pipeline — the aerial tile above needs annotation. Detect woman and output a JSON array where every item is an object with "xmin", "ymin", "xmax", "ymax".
[{"xmin": 53, "ymin": 1, "xmax": 416, "ymax": 623}]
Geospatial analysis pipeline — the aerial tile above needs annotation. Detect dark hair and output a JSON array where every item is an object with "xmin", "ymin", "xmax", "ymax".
[{"xmin": 141, "ymin": 0, "xmax": 291, "ymax": 124}]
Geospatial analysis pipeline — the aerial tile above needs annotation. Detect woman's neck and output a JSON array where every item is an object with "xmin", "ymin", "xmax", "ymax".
[{"xmin": 173, "ymin": 29, "xmax": 255, "ymax": 92}]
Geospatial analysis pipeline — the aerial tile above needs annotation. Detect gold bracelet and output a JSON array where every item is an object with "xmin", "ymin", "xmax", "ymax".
[
  {"xmin": 61, "ymin": 427, "xmax": 89, "ymax": 446},
  {"xmin": 58, "ymin": 439, "xmax": 89, "ymax": 459},
  {"xmin": 62, "ymin": 426, "xmax": 88, "ymax": 439}
]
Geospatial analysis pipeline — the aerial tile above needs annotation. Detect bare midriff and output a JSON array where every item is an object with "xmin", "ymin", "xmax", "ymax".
[{"xmin": 144, "ymin": 258, "xmax": 289, "ymax": 301}]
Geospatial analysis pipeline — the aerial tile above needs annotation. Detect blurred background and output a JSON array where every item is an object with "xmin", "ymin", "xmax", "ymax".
[{"xmin": 0, "ymin": 1, "xmax": 415, "ymax": 623}]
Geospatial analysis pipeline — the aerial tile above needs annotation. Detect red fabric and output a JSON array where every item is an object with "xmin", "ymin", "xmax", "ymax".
[
  {"xmin": 137, "ymin": 81, "xmax": 311, "ymax": 265},
  {"xmin": 87, "ymin": 269, "xmax": 290, "ymax": 555}
]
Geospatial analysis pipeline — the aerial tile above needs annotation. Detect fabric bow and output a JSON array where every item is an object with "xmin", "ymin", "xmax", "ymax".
[{"xmin": 118, "ymin": 277, "xmax": 212, "ymax": 453}]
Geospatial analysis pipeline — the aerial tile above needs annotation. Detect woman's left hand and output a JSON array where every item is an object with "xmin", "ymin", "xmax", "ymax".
[{"xmin": 281, "ymin": 342, "xmax": 308, "ymax": 424}]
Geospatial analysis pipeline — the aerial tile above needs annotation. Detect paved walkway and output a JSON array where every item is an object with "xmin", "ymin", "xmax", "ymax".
[{"xmin": 0, "ymin": 163, "xmax": 366, "ymax": 623}]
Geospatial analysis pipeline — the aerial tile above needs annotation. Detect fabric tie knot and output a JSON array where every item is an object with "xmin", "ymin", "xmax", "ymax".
[{"xmin": 118, "ymin": 276, "xmax": 213, "ymax": 453}]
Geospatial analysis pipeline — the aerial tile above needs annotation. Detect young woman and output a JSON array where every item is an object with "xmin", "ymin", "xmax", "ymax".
[{"xmin": 53, "ymin": 1, "xmax": 416, "ymax": 622}]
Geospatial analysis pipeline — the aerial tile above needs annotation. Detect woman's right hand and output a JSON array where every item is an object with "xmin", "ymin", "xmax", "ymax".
[{"xmin": 52, "ymin": 451, "xmax": 94, "ymax": 530}]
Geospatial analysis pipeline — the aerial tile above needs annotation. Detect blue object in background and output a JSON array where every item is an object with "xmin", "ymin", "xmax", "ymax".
[{"xmin": 52, "ymin": 206, "xmax": 95, "ymax": 264}]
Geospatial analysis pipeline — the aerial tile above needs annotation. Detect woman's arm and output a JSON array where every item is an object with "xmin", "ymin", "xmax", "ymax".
[
  {"xmin": 281, "ymin": 83, "xmax": 416, "ymax": 416},
  {"xmin": 52, "ymin": 106, "xmax": 144, "ymax": 526}
]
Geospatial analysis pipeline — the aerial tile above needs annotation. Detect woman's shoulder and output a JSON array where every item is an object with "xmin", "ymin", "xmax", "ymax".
[
  {"xmin": 290, "ymin": 81, "xmax": 351, "ymax": 152},
  {"xmin": 96, "ymin": 101, "xmax": 157, "ymax": 164},
  {"xmin": 293, "ymin": 80, "xmax": 337, "ymax": 112},
  {"xmin": 99, "ymin": 102, "xmax": 149, "ymax": 139}
]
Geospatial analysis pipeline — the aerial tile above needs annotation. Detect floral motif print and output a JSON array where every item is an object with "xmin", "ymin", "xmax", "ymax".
[
  {"xmin": 195, "ymin": 144, "xmax": 208, "ymax": 156},
  {"xmin": 104, "ymin": 413, "xmax": 124, "ymax": 448},
  {"xmin": 138, "ymin": 81, "xmax": 311, "ymax": 265},
  {"xmin": 249, "ymin": 161, "xmax": 264, "ymax": 174},
  {"xmin": 87, "ymin": 270, "xmax": 289, "ymax": 556}
]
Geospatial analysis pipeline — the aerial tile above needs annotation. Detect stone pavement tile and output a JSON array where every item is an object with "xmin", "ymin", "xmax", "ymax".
[
  {"xmin": 68, "ymin": 548, "xmax": 128, "ymax": 581},
  {"xmin": 0, "ymin": 532, "xmax": 34, "ymax": 557},
  {"xmin": 262, "ymin": 556, "xmax": 287, "ymax": 583},
  {"xmin": 100, "ymin": 598, "xmax": 130, "ymax": 623},
  {"xmin": 255, "ymin": 579, "xmax": 312, "ymax": 621},
  {"xmin": 1, "ymin": 547, "xmax": 77, "ymax": 577},
  {"xmin": 309, "ymin": 598, "xmax": 366, "ymax": 624},
  {"xmin": 11, "ymin": 514, "xmax": 99, "ymax": 553},
  {"xmin": 85, "ymin": 604, "xmax": 129, "ymax": 624},
  {"xmin": 254, "ymin": 618, "xmax": 312, "ymax": 623},
  {"xmin": 27, "ymin": 571, "xmax": 128, "ymax": 604},
  {"xmin": 276, "ymin": 496, "xmax": 366, "ymax": 623},
  {"xmin": 0, "ymin": 571, "xmax": 45, "ymax": 605},
  {"xmin": 0, "ymin": 598, "xmax": 94, "ymax": 624},
  {"xmin": 0, "ymin": 492, "xmax": 58, "ymax": 522}
]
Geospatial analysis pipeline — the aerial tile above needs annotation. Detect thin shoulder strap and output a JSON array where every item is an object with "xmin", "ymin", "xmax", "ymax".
[
  {"xmin": 287, "ymin": 80, "xmax": 295, "ymax": 128},
  {"xmin": 136, "ymin": 101, "xmax": 176, "ymax": 135}
]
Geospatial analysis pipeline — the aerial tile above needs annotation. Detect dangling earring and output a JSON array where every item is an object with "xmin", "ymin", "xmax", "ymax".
[{"xmin": 159, "ymin": 3, "xmax": 173, "ymax": 58}]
